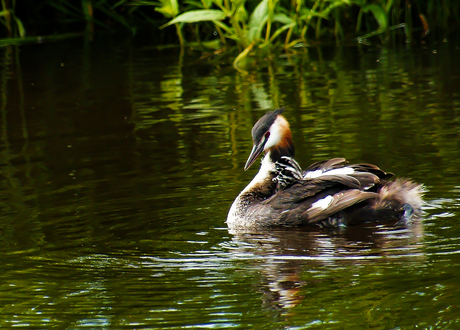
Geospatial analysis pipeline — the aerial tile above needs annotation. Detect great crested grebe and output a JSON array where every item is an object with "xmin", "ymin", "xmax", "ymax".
[{"xmin": 227, "ymin": 108, "xmax": 424, "ymax": 229}]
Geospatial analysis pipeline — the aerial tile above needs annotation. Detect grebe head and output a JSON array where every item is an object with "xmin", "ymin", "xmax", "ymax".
[{"xmin": 244, "ymin": 108, "xmax": 295, "ymax": 170}]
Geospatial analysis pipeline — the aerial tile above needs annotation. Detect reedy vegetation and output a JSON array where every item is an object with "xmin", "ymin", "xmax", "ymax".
[
  {"xmin": 144, "ymin": 0, "xmax": 458, "ymax": 66},
  {"xmin": 1, "ymin": 0, "xmax": 459, "ymax": 64}
]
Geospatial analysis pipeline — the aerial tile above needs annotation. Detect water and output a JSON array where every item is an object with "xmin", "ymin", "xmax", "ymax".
[{"xmin": 1, "ymin": 37, "xmax": 460, "ymax": 328}]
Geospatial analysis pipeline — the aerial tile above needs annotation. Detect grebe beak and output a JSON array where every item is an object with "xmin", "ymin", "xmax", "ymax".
[{"xmin": 244, "ymin": 141, "xmax": 265, "ymax": 171}]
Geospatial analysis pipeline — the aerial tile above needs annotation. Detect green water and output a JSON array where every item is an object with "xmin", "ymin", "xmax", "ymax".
[{"xmin": 0, "ymin": 38, "xmax": 460, "ymax": 329}]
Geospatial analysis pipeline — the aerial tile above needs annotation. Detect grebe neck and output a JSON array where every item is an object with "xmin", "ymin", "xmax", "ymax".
[
  {"xmin": 241, "ymin": 152, "xmax": 276, "ymax": 195},
  {"xmin": 227, "ymin": 152, "xmax": 277, "ymax": 227}
]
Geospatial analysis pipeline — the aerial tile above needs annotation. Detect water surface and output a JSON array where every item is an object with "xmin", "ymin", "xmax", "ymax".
[{"xmin": 0, "ymin": 38, "xmax": 460, "ymax": 328}]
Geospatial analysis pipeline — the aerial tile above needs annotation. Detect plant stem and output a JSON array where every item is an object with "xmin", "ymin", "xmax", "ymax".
[
  {"xmin": 285, "ymin": 26, "xmax": 293, "ymax": 47},
  {"xmin": 175, "ymin": 23, "xmax": 184, "ymax": 46},
  {"xmin": 214, "ymin": 24, "xmax": 226, "ymax": 44},
  {"xmin": 233, "ymin": 41, "xmax": 255, "ymax": 68},
  {"xmin": 302, "ymin": 0, "xmax": 321, "ymax": 41},
  {"xmin": 265, "ymin": 18, "xmax": 271, "ymax": 42}
]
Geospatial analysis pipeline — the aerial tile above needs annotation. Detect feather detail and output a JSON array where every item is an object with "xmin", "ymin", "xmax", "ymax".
[
  {"xmin": 305, "ymin": 158, "xmax": 348, "ymax": 172},
  {"xmin": 304, "ymin": 190, "xmax": 379, "ymax": 223},
  {"xmin": 372, "ymin": 178, "xmax": 425, "ymax": 211}
]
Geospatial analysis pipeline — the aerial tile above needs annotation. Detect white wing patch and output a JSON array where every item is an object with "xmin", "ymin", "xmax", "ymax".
[
  {"xmin": 310, "ymin": 195, "xmax": 334, "ymax": 210},
  {"xmin": 304, "ymin": 169, "xmax": 323, "ymax": 178},
  {"xmin": 304, "ymin": 167, "xmax": 355, "ymax": 179}
]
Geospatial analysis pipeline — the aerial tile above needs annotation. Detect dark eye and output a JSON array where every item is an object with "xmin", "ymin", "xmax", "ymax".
[{"xmin": 265, "ymin": 132, "xmax": 270, "ymax": 139}]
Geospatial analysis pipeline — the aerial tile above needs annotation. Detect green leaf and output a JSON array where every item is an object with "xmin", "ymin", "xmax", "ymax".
[
  {"xmin": 249, "ymin": 0, "xmax": 268, "ymax": 27},
  {"xmin": 248, "ymin": 0, "xmax": 269, "ymax": 42},
  {"xmin": 299, "ymin": 8, "xmax": 329, "ymax": 21},
  {"xmin": 273, "ymin": 13, "xmax": 293, "ymax": 25},
  {"xmin": 184, "ymin": 0, "xmax": 204, "ymax": 8},
  {"xmin": 234, "ymin": 5, "xmax": 247, "ymax": 24},
  {"xmin": 362, "ymin": 4, "xmax": 388, "ymax": 30},
  {"xmin": 161, "ymin": 9, "xmax": 226, "ymax": 28},
  {"xmin": 211, "ymin": 0, "xmax": 223, "ymax": 8},
  {"xmin": 201, "ymin": 0, "xmax": 213, "ymax": 9},
  {"xmin": 154, "ymin": 0, "xmax": 179, "ymax": 18}
]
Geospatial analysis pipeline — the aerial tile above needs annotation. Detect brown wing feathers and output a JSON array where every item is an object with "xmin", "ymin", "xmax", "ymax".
[
  {"xmin": 264, "ymin": 159, "xmax": 386, "ymax": 225},
  {"xmin": 305, "ymin": 158, "xmax": 392, "ymax": 181},
  {"xmin": 304, "ymin": 158, "xmax": 347, "ymax": 172},
  {"xmin": 304, "ymin": 190, "xmax": 379, "ymax": 223}
]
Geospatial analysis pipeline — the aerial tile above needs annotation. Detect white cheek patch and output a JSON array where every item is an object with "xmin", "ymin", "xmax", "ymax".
[
  {"xmin": 310, "ymin": 195, "xmax": 334, "ymax": 210},
  {"xmin": 264, "ymin": 127, "xmax": 282, "ymax": 150},
  {"xmin": 304, "ymin": 167, "xmax": 354, "ymax": 179},
  {"xmin": 264, "ymin": 116, "xmax": 287, "ymax": 150}
]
